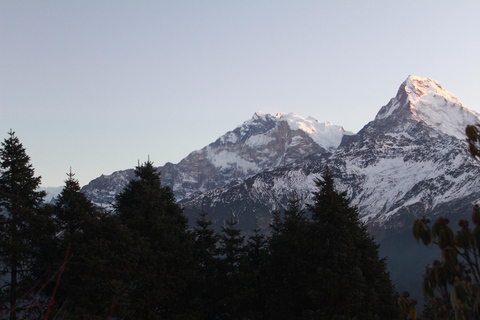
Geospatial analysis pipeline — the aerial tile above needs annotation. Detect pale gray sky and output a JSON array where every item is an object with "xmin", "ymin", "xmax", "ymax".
[{"xmin": 2, "ymin": 1, "xmax": 480, "ymax": 187}]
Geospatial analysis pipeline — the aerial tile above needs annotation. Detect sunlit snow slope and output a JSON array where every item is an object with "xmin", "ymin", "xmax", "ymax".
[
  {"xmin": 182, "ymin": 76, "xmax": 480, "ymax": 234},
  {"xmin": 82, "ymin": 112, "xmax": 351, "ymax": 204}
]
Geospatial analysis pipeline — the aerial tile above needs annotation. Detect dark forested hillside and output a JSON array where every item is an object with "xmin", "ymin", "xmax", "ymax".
[{"xmin": 0, "ymin": 131, "xmax": 399, "ymax": 319}]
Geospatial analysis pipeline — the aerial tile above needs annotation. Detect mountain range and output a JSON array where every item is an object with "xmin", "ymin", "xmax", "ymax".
[
  {"xmin": 80, "ymin": 75, "xmax": 480, "ymax": 299},
  {"xmin": 82, "ymin": 112, "xmax": 353, "ymax": 206}
]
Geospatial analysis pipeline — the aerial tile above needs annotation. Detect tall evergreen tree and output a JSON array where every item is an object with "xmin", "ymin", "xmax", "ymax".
[
  {"xmin": 242, "ymin": 224, "xmax": 268, "ymax": 320},
  {"xmin": 265, "ymin": 169, "xmax": 398, "ymax": 320},
  {"xmin": 269, "ymin": 205, "xmax": 282, "ymax": 238},
  {"xmin": 306, "ymin": 166, "xmax": 398, "ymax": 320},
  {"xmin": 115, "ymin": 160, "xmax": 193, "ymax": 319},
  {"xmin": 65, "ymin": 212, "xmax": 135, "ymax": 318},
  {"xmin": 265, "ymin": 193, "xmax": 313, "ymax": 319},
  {"xmin": 189, "ymin": 208, "xmax": 221, "ymax": 319},
  {"xmin": 55, "ymin": 170, "xmax": 98, "ymax": 238},
  {"xmin": 36, "ymin": 170, "xmax": 129, "ymax": 318},
  {"xmin": 0, "ymin": 130, "xmax": 46, "ymax": 319},
  {"xmin": 216, "ymin": 214, "xmax": 246, "ymax": 319}
]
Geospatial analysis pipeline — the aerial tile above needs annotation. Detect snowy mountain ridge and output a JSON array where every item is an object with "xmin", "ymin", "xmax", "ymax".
[
  {"xmin": 373, "ymin": 75, "xmax": 480, "ymax": 139},
  {"xmin": 82, "ymin": 75, "xmax": 480, "ymax": 236},
  {"xmin": 180, "ymin": 75, "xmax": 480, "ymax": 233},
  {"xmin": 79, "ymin": 75, "xmax": 480, "ymax": 303},
  {"xmin": 240, "ymin": 112, "xmax": 353, "ymax": 151},
  {"xmin": 82, "ymin": 111, "xmax": 351, "ymax": 204}
]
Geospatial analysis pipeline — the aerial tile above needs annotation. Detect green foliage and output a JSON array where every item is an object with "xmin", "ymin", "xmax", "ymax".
[
  {"xmin": 266, "ymin": 168, "xmax": 398, "ymax": 320},
  {"xmin": 266, "ymin": 194, "xmax": 313, "ymax": 319},
  {"xmin": 67, "ymin": 213, "xmax": 136, "ymax": 318},
  {"xmin": 189, "ymin": 208, "xmax": 221, "ymax": 319},
  {"xmin": 412, "ymin": 209, "xmax": 480, "ymax": 320},
  {"xmin": 29, "ymin": 169, "xmax": 134, "ymax": 319},
  {"xmin": 115, "ymin": 160, "xmax": 194, "ymax": 319},
  {"xmin": 0, "ymin": 131, "xmax": 401, "ymax": 319},
  {"xmin": 55, "ymin": 170, "xmax": 98, "ymax": 237},
  {"xmin": 0, "ymin": 130, "xmax": 47, "ymax": 319},
  {"xmin": 466, "ymin": 124, "xmax": 480, "ymax": 158},
  {"xmin": 243, "ymin": 224, "xmax": 268, "ymax": 320},
  {"xmin": 398, "ymin": 292, "xmax": 418, "ymax": 320},
  {"xmin": 307, "ymin": 166, "xmax": 398, "ymax": 320},
  {"xmin": 398, "ymin": 122, "xmax": 480, "ymax": 320},
  {"xmin": 216, "ymin": 214, "xmax": 247, "ymax": 319}
]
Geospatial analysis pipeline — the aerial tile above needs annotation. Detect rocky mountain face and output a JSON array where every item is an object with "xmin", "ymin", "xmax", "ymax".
[
  {"xmin": 81, "ymin": 75, "xmax": 480, "ymax": 301},
  {"xmin": 81, "ymin": 168, "xmax": 136, "ymax": 207},
  {"xmin": 178, "ymin": 75, "xmax": 480, "ymax": 300},
  {"xmin": 181, "ymin": 76, "xmax": 480, "ymax": 231},
  {"xmin": 83, "ymin": 76, "xmax": 480, "ymax": 232},
  {"xmin": 82, "ymin": 112, "xmax": 351, "ymax": 206}
]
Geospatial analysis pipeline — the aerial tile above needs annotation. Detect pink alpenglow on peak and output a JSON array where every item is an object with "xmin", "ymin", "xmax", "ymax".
[
  {"xmin": 375, "ymin": 75, "xmax": 480, "ymax": 139},
  {"xmin": 404, "ymin": 75, "xmax": 462, "ymax": 105}
]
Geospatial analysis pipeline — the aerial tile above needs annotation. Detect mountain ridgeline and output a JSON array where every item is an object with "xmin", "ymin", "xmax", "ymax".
[
  {"xmin": 82, "ymin": 112, "xmax": 352, "ymax": 206},
  {"xmin": 81, "ymin": 76, "xmax": 480, "ymax": 301},
  {"xmin": 82, "ymin": 75, "xmax": 480, "ymax": 234},
  {"xmin": 0, "ymin": 132, "xmax": 400, "ymax": 319}
]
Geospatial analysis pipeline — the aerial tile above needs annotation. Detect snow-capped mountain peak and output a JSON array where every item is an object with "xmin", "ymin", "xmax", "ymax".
[
  {"xmin": 372, "ymin": 75, "xmax": 480, "ymax": 139},
  {"xmin": 265, "ymin": 112, "xmax": 353, "ymax": 150},
  {"xmin": 180, "ymin": 75, "xmax": 480, "ymax": 237},
  {"xmin": 214, "ymin": 112, "xmax": 351, "ymax": 165},
  {"xmin": 79, "ymin": 76, "xmax": 480, "ymax": 304},
  {"xmin": 404, "ymin": 75, "xmax": 460, "ymax": 103},
  {"xmin": 251, "ymin": 111, "xmax": 271, "ymax": 122}
]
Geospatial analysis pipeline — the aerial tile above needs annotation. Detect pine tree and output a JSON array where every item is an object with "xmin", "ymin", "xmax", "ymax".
[
  {"xmin": 269, "ymin": 205, "xmax": 282, "ymax": 237},
  {"xmin": 0, "ymin": 130, "xmax": 46, "ymax": 319},
  {"xmin": 115, "ymin": 160, "xmax": 193, "ymax": 319},
  {"xmin": 216, "ymin": 214, "xmax": 246, "ymax": 319},
  {"xmin": 55, "ymin": 170, "xmax": 98, "ymax": 238},
  {"xmin": 265, "ymin": 193, "xmax": 313, "ymax": 319},
  {"xmin": 36, "ymin": 170, "xmax": 125, "ymax": 318},
  {"xmin": 245, "ymin": 224, "xmax": 267, "ymax": 280},
  {"xmin": 243, "ymin": 224, "xmax": 268, "ymax": 320},
  {"xmin": 67, "ymin": 213, "xmax": 136, "ymax": 318},
  {"xmin": 306, "ymin": 166, "xmax": 398, "ymax": 320},
  {"xmin": 189, "ymin": 208, "xmax": 221, "ymax": 319}
]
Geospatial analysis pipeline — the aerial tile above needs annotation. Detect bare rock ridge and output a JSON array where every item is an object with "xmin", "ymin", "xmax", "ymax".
[
  {"xmin": 82, "ymin": 112, "xmax": 351, "ymax": 206},
  {"xmin": 79, "ymin": 75, "xmax": 480, "ymax": 304},
  {"xmin": 179, "ymin": 75, "xmax": 480, "ymax": 232},
  {"xmin": 82, "ymin": 76, "xmax": 480, "ymax": 226}
]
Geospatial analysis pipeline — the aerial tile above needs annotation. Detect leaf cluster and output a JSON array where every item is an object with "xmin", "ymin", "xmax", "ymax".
[
  {"xmin": 466, "ymin": 124, "xmax": 480, "ymax": 158},
  {"xmin": 412, "ymin": 206, "xmax": 480, "ymax": 320}
]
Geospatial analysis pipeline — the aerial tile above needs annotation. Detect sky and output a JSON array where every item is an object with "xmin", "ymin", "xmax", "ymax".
[{"xmin": 1, "ymin": 1, "xmax": 480, "ymax": 188}]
